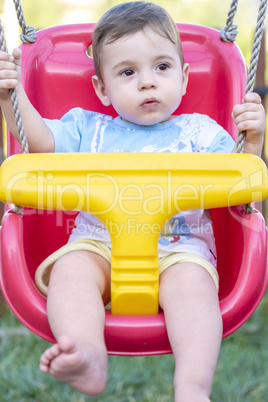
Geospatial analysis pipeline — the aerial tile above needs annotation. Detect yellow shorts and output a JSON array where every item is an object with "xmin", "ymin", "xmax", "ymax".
[{"xmin": 35, "ymin": 239, "xmax": 219, "ymax": 298}]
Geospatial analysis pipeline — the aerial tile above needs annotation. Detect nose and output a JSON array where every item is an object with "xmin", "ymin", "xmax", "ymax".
[{"xmin": 138, "ymin": 71, "xmax": 157, "ymax": 91}]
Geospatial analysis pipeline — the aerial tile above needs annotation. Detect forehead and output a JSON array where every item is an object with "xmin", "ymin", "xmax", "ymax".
[{"xmin": 101, "ymin": 28, "xmax": 180, "ymax": 62}]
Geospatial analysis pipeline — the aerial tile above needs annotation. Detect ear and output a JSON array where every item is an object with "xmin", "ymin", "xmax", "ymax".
[
  {"xmin": 182, "ymin": 63, "xmax": 189, "ymax": 96},
  {"xmin": 92, "ymin": 75, "xmax": 111, "ymax": 106}
]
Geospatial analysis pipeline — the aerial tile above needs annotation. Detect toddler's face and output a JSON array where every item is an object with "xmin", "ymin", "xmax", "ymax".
[{"xmin": 93, "ymin": 27, "xmax": 189, "ymax": 126}]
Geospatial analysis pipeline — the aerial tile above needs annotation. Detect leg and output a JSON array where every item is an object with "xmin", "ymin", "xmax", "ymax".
[
  {"xmin": 39, "ymin": 250, "xmax": 111, "ymax": 396},
  {"xmin": 159, "ymin": 263, "xmax": 222, "ymax": 402}
]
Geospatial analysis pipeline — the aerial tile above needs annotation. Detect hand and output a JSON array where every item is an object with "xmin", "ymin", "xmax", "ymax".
[
  {"xmin": 0, "ymin": 48, "xmax": 22, "ymax": 100},
  {"xmin": 232, "ymin": 92, "xmax": 265, "ymax": 156}
]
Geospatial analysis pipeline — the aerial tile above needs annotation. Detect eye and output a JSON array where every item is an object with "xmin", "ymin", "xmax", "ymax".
[
  {"xmin": 121, "ymin": 68, "xmax": 135, "ymax": 77},
  {"xmin": 156, "ymin": 63, "xmax": 170, "ymax": 71}
]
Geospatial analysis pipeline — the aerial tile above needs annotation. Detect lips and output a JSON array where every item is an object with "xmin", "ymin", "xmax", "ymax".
[{"xmin": 141, "ymin": 98, "xmax": 159, "ymax": 109}]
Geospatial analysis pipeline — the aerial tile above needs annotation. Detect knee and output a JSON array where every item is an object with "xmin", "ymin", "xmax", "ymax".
[{"xmin": 159, "ymin": 263, "xmax": 218, "ymax": 308}]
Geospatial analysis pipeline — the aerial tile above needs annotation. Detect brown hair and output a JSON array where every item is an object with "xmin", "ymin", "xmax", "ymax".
[{"xmin": 92, "ymin": 1, "xmax": 184, "ymax": 81}]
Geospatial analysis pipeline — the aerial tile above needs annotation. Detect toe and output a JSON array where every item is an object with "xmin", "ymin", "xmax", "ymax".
[
  {"xmin": 39, "ymin": 343, "xmax": 61, "ymax": 369},
  {"xmin": 57, "ymin": 335, "xmax": 77, "ymax": 354}
]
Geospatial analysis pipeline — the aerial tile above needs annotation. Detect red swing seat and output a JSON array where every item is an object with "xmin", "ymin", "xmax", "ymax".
[{"xmin": 0, "ymin": 23, "xmax": 267, "ymax": 355}]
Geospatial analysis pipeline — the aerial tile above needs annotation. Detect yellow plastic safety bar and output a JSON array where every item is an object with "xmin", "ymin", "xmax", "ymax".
[{"xmin": 0, "ymin": 152, "xmax": 267, "ymax": 314}]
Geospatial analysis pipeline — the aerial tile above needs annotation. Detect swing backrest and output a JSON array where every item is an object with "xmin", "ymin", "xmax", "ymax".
[
  {"xmin": 3, "ymin": 23, "xmax": 267, "ymax": 353},
  {"xmin": 9, "ymin": 23, "xmax": 247, "ymax": 152}
]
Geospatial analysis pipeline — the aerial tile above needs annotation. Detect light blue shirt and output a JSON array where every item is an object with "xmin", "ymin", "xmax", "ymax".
[
  {"xmin": 45, "ymin": 109, "xmax": 235, "ymax": 267},
  {"xmin": 46, "ymin": 109, "xmax": 234, "ymax": 154}
]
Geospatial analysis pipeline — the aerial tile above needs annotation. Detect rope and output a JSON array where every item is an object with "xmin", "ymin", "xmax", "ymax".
[
  {"xmin": 13, "ymin": 0, "xmax": 36, "ymax": 43},
  {"xmin": 235, "ymin": 0, "xmax": 267, "ymax": 153},
  {"xmin": 0, "ymin": 21, "xmax": 29, "ymax": 155},
  {"xmin": 0, "ymin": 21, "xmax": 25, "ymax": 215},
  {"xmin": 220, "ymin": 0, "xmax": 267, "ymax": 213},
  {"xmin": 220, "ymin": 0, "xmax": 239, "ymax": 42},
  {"xmin": 0, "ymin": 0, "xmax": 36, "ymax": 214}
]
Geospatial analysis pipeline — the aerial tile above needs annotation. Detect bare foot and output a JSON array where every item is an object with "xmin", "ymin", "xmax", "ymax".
[{"xmin": 39, "ymin": 335, "xmax": 107, "ymax": 396}]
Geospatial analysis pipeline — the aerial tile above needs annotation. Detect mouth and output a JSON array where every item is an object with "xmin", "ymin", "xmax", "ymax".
[{"xmin": 141, "ymin": 98, "xmax": 159, "ymax": 110}]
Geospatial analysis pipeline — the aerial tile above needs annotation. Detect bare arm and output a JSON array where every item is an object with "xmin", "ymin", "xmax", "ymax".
[
  {"xmin": 0, "ymin": 48, "xmax": 54, "ymax": 153},
  {"xmin": 232, "ymin": 92, "xmax": 265, "ymax": 157}
]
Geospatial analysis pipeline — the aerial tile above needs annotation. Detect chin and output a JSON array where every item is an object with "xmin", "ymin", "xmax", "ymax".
[
  {"xmin": 136, "ymin": 116, "xmax": 170, "ymax": 126},
  {"xmin": 121, "ymin": 111, "xmax": 171, "ymax": 126}
]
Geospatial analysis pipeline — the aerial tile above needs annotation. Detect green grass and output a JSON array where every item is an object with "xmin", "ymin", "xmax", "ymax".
[{"xmin": 0, "ymin": 296, "xmax": 268, "ymax": 401}]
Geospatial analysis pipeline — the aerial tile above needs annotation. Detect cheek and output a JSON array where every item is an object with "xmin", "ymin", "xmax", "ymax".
[
  {"xmin": 113, "ymin": 88, "xmax": 134, "ymax": 107},
  {"xmin": 109, "ymin": 96, "xmax": 131, "ymax": 117}
]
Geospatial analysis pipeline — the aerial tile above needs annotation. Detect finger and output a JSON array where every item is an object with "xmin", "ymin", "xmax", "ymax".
[
  {"xmin": 234, "ymin": 110, "xmax": 264, "ymax": 133},
  {"xmin": 0, "ymin": 79, "xmax": 19, "ymax": 91},
  {"xmin": 235, "ymin": 111, "xmax": 260, "ymax": 123},
  {"xmin": 243, "ymin": 92, "xmax": 262, "ymax": 105},
  {"xmin": 0, "ymin": 68, "xmax": 18, "ymax": 79},
  {"xmin": 12, "ymin": 48, "xmax": 22, "ymax": 66},
  {"xmin": 0, "ymin": 50, "xmax": 14, "ymax": 62},
  {"xmin": 0, "ymin": 62, "xmax": 16, "ymax": 73},
  {"xmin": 0, "ymin": 65, "xmax": 19, "ymax": 91},
  {"xmin": 235, "ymin": 119, "xmax": 261, "ymax": 134},
  {"xmin": 232, "ymin": 101, "xmax": 262, "ymax": 119}
]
